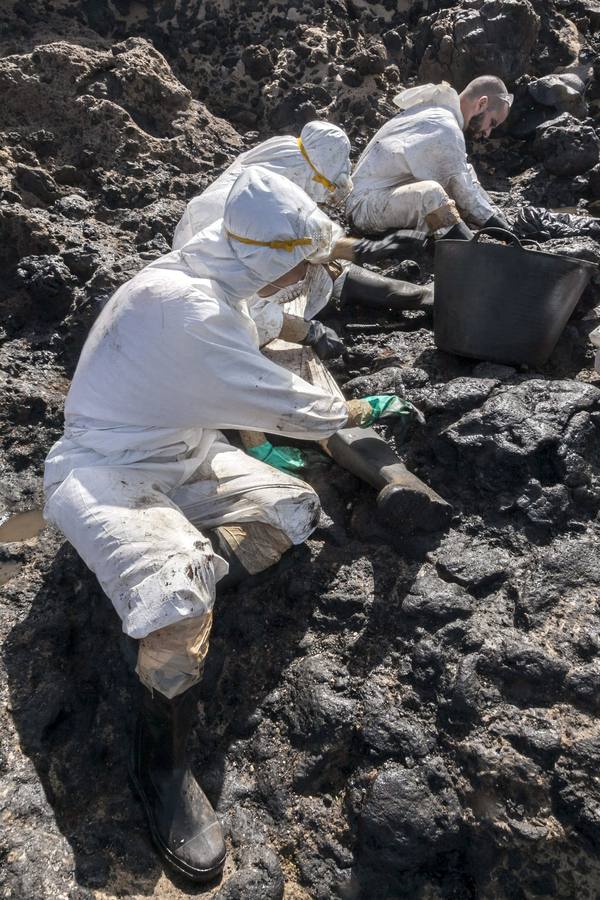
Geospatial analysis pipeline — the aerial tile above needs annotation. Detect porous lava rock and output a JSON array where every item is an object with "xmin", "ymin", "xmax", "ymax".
[
  {"xmin": 416, "ymin": 0, "xmax": 541, "ymax": 88},
  {"xmin": 534, "ymin": 112, "xmax": 600, "ymax": 176}
]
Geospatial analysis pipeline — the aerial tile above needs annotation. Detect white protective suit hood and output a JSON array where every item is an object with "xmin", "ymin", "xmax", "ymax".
[
  {"xmin": 298, "ymin": 121, "xmax": 353, "ymax": 203},
  {"xmin": 173, "ymin": 121, "xmax": 353, "ymax": 251},
  {"xmin": 157, "ymin": 165, "xmax": 335, "ymax": 306},
  {"xmin": 393, "ymin": 82, "xmax": 464, "ymax": 129},
  {"xmin": 227, "ymin": 121, "xmax": 352, "ymax": 204}
]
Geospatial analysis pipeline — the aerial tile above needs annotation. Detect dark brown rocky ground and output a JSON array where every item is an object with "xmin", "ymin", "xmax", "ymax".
[{"xmin": 1, "ymin": 1, "xmax": 600, "ymax": 898}]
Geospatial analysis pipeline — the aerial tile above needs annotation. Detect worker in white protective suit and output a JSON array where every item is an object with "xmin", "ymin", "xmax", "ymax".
[
  {"xmin": 346, "ymin": 75, "xmax": 514, "ymax": 255},
  {"xmin": 42, "ymin": 166, "xmax": 413, "ymax": 884},
  {"xmin": 173, "ymin": 120, "xmax": 352, "ymax": 250},
  {"xmin": 174, "ymin": 121, "xmax": 433, "ymax": 325}
]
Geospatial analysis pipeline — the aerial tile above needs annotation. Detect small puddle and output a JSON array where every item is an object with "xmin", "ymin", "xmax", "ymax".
[
  {"xmin": 0, "ymin": 509, "xmax": 45, "ymax": 588},
  {"xmin": 0, "ymin": 509, "xmax": 45, "ymax": 543}
]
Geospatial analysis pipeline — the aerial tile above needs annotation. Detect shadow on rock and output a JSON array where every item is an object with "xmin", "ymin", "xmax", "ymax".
[
  {"xmin": 4, "ymin": 541, "xmax": 175, "ymax": 895},
  {"xmin": 4, "ymin": 536, "xmax": 332, "ymax": 897}
]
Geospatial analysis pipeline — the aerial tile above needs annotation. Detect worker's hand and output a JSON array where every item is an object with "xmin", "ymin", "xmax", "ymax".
[
  {"xmin": 346, "ymin": 395, "xmax": 425, "ymax": 428},
  {"xmin": 353, "ymin": 230, "xmax": 427, "ymax": 266},
  {"xmin": 345, "ymin": 398, "xmax": 375, "ymax": 428},
  {"xmin": 301, "ymin": 320, "xmax": 344, "ymax": 361},
  {"xmin": 246, "ymin": 440, "xmax": 306, "ymax": 474}
]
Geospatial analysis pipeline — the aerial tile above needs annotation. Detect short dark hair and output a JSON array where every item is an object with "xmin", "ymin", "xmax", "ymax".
[{"xmin": 461, "ymin": 75, "xmax": 512, "ymax": 112}]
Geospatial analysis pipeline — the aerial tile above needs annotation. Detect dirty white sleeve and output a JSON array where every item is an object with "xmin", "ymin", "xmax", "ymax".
[
  {"xmin": 403, "ymin": 124, "xmax": 495, "ymax": 225},
  {"xmin": 183, "ymin": 293, "xmax": 348, "ymax": 439},
  {"xmin": 248, "ymin": 297, "xmax": 285, "ymax": 346},
  {"xmin": 446, "ymin": 163, "xmax": 496, "ymax": 226}
]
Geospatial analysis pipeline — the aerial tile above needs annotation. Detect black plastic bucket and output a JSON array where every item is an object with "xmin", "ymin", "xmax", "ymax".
[{"xmin": 434, "ymin": 228, "xmax": 597, "ymax": 367}]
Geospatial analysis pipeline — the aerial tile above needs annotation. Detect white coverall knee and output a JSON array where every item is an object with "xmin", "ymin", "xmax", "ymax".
[{"xmin": 349, "ymin": 179, "xmax": 460, "ymax": 235}]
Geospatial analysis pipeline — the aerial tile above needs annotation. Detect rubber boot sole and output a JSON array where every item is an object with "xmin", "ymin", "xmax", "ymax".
[{"xmin": 377, "ymin": 482, "xmax": 453, "ymax": 533}]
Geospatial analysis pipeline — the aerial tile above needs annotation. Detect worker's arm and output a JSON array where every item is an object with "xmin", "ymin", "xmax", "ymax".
[
  {"xmin": 183, "ymin": 290, "xmax": 348, "ymax": 440},
  {"xmin": 330, "ymin": 232, "xmax": 427, "ymax": 264},
  {"xmin": 446, "ymin": 163, "xmax": 499, "ymax": 227}
]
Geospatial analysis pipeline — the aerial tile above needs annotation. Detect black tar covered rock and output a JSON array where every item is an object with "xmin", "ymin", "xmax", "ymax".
[
  {"xmin": 440, "ymin": 378, "xmax": 600, "ymax": 496},
  {"xmin": 428, "ymin": 531, "xmax": 511, "ymax": 591},
  {"xmin": 215, "ymin": 846, "xmax": 284, "ymax": 900},
  {"xmin": 479, "ymin": 637, "xmax": 569, "ymax": 703},
  {"xmin": 359, "ymin": 674, "xmax": 437, "ymax": 761},
  {"xmin": 534, "ymin": 112, "xmax": 600, "ymax": 176},
  {"xmin": 417, "ymin": 0, "xmax": 540, "ymax": 88},
  {"xmin": 358, "ymin": 760, "xmax": 462, "ymax": 871},
  {"xmin": 401, "ymin": 566, "xmax": 474, "ymax": 624},
  {"xmin": 283, "ymin": 653, "xmax": 356, "ymax": 746}
]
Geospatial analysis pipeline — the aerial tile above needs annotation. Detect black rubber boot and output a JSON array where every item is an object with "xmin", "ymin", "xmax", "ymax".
[
  {"xmin": 438, "ymin": 220, "xmax": 474, "ymax": 241},
  {"xmin": 130, "ymin": 686, "xmax": 227, "ymax": 882},
  {"xmin": 325, "ymin": 427, "xmax": 453, "ymax": 534},
  {"xmin": 339, "ymin": 264, "xmax": 433, "ymax": 312}
]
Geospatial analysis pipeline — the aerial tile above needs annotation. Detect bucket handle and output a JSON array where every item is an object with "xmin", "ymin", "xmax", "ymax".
[{"xmin": 472, "ymin": 227, "xmax": 541, "ymax": 251}]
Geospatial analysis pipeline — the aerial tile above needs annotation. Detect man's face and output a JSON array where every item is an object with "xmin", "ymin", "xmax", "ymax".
[
  {"xmin": 466, "ymin": 98, "xmax": 509, "ymax": 139},
  {"xmin": 257, "ymin": 259, "xmax": 310, "ymax": 297}
]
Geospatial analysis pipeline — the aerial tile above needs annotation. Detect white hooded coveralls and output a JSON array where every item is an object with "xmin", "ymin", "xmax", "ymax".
[
  {"xmin": 173, "ymin": 121, "xmax": 352, "ymax": 250},
  {"xmin": 44, "ymin": 168, "xmax": 348, "ymax": 657},
  {"xmin": 346, "ymin": 83, "xmax": 498, "ymax": 235},
  {"xmin": 173, "ymin": 122, "xmax": 352, "ymax": 335}
]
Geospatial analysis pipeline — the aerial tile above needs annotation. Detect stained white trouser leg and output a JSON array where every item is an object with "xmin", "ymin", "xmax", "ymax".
[
  {"xmin": 43, "ymin": 464, "xmax": 225, "ymax": 639},
  {"xmin": 350, "ymin": 180, "xmax": 461, "ymax": 236},
  {"xmin": 44, "ymin": 438, "xmax": 320, "ymax": 694},
  {"xmin": 137, "ymin": 441, "xmax": 319, "ymax": 697},
  {"xmin": 169, "ymin": 438, "xmax": 320, "ymax": 545}
]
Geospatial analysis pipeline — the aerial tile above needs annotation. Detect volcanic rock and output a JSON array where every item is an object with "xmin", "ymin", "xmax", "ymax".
[
  {"xmin": 534, "ymin": 112, "xmax": 600, "ymax": 176},
  {"xmin": 416, "ymin": 0, "xmax": 540, "ymax": 88},
  {"xmin": 0, "ymin": 2, "xmax": 600, "ymax": 899}
]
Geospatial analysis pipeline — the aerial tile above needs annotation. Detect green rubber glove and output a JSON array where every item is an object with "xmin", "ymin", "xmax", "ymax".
[
  {"xmin": 246, "ymin": 441, "xmax": 307, "ymax": 473},
  {"xmin": 363, "ymin": 394, "xmax": 425, "ymax": 427}
]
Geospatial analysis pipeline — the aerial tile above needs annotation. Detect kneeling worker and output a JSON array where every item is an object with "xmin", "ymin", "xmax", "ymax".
[{"xmin": 347, "ymin": 76, "xmax": 513, "ymax": 244}]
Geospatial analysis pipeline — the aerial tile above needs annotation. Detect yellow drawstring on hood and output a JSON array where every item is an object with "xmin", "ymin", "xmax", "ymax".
[
  {"xmin": 226, "ymin": 230, "xmax": 313, "ymax": 253},
  {"xmin": 297, "ymin": 138, "xmax": 337, "ymax": 193}
]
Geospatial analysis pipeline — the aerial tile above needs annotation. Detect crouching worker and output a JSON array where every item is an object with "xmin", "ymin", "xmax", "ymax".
[
  {"xmin": 172, "ymin": 120, "xmax": 353, "ymax": 250},
  {"xmin": 174, "ymin": 120, "xmax": 431, "ymax": 321},
  {"xmin": 43, "ymin": 167, "xmax": 406, "ymax": 884},
  {"xmin": 346, "ymin": 76, "xmax": 514, "ymax": 243}
]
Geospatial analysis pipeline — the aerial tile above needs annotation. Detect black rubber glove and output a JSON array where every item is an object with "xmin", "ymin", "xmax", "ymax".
[
  {"xmin": 354, "ymin": 230, "xmax": 427, "ymax": 266},
  {"xmin": 301, "ymin": 320, "xmax": 344, "ymax": 361},
  {"xmin": 483, "ymin": 212, "xmax": 511, "ymax": 232}
]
